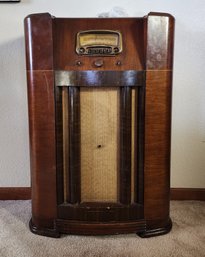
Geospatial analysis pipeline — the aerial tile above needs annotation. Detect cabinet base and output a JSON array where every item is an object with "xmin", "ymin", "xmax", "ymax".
[
  {"xmin": 137, "ymin": 218, "xmax": 172, "ymax": 238},
  {"xmin": 29, "ymin": 218, "xmax": 172, "ymax": 238},
  {"xmin": 56, "ymin": 219, "xmax": 146, "ymax": 235},
  {"xmin": 29, "ymin": 219, "xmax": 60, "ymax": 238}
]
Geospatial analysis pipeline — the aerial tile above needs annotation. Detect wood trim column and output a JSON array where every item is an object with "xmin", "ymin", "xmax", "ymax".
[
  {"xmin": 24, "ymin": 13, "xmax": 57, "ymax": 229},
  {"xmin": 119, "ymin": 87, "xmax": 131, "ymax": 204},
  {"xmin": 68, "ymin": 87, "xmax": 81, "ymax": 204},
  {"xmin": 143, "ymin": 12, "xmax": 175, "ymax": 229}
]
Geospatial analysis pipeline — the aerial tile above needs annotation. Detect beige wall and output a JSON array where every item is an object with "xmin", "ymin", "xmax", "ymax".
[{"xmin": 0, "ymin": 0, "xmax": 204, "ymax": 188}]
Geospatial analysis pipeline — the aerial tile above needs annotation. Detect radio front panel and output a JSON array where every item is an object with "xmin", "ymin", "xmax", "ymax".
[{"xmin": 25, "ymin": 12, "xmax": 174, "ymax": 237}]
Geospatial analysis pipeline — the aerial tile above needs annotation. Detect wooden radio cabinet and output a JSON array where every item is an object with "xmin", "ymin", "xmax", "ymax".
[{"xmin": 24, "ymin": 12, "xmax": 174, "ymax": 238}]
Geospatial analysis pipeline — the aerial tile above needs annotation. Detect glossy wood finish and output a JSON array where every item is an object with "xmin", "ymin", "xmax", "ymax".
[
  {"xmin": 53, "ymin": 18, "xmax": 144, "ymax": 71},
  {"xmin": 141, "ymin": 70, "xmax": 172, "ymax": 236},
  {"xmin": 136, "ymin": 86, "xmax": 145, "ymax": 205},
  {"xmin": 68, "ymin": 87, "xmax": 81, "ymax": 204},
  {"xmin": 62, "ymin": 87, "xmax": 69, "ymax": 203},
  {"xmin": 119, "ymin": 87, "xmax": 132, "ymax": 204},
  {"xmin": 24, "ymin": 13, "xmax": 54, "ymax": 71},
  {"xmin": 56, "ymin": 219, "xmax": 146, "ymax": 235},
  {"xmin": 25, "ymin": 12, "xmax": 175, "ymax": 237},
  {"xmin": 55, "ymin": 86, "xmax": 64, "ymax": 204},
  {"xmin": 55, "ymin": 70, "xmax": 144, "ymax": 87},
  {"xmin": 24, "ymin": 13, "xmax": 57, "ymax": 229},
  {"xmin": 140, "ymin": 13, "xmax": 174, "ymax": 237},
  {"xmin": 58, "ymin": 202, "xmax": 143, "ymax": 222},
  {"xmin": 56, "ymin": 84, "xmax": 144, "ymax": 222}
]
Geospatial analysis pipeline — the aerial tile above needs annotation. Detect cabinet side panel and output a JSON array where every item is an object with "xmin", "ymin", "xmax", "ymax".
[
  {"xmin": 24, "ymin": 13, "xmax": 54, "ymax": 71},
  {"xmin": 144, "ymin": 70, "xmax": 172, "ymax": 225},
  {"xmin": 27, "ymin": 71, "xmax": 57, "ymax": 228},
  {"xmin": 143, "ymin": 13, "xmax": 174, "ymax": 230},
  {"xmin": 24, "ymin": 13, "xmax": 57, "ymax": 229}
]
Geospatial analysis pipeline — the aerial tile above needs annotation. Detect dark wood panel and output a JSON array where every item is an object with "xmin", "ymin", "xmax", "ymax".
[
  {"xmin": 55, "ymin": 87, "xmax": 64, "ymax": 204},
  {"xmin": 56, "ymin": 219, "xmax": 146, "ymax": 235},
  {"xmin": 68, "ymin": 87, "xmax": 81, "ymax": 204},
  {"xmin": 55, "ymin": 70, "xmax": 145, "ymax": 87},
  {"xmin": 119, "ymin": 87, "xmax": 131, "ymax": 204},
  {"xmin": 58, "ymin": 203, "xmax": 143, "ymax": 222},
  {"xmin": 53, "ymin": 18, "xmax": 145, "ymax": 71},
  {"xmin": 136, "ymin": 86, "xmax": 145, "ymax": 204},
  {"xmin": 62, "ymin": 87, "xmax": 70, "ymax": 203}
]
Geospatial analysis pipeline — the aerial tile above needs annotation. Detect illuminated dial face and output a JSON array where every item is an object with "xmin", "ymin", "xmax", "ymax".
[
  {"xmin": 76, "ymin": 30, "xmax": 123, "ymax": 55},
  {"xmin": 79, "ymin": 33, "xmax": 119, "ymax": 47}
]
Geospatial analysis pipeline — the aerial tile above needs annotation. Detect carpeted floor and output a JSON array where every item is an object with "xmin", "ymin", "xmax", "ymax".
[{"xmin": 0, "ymin": 201, "xmax": 205, "ymax": 257}]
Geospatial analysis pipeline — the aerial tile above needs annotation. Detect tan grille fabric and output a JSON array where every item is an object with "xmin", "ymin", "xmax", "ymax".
[{"xmin": 80, "ymin": 88, "xmax": 119, "ymax": 202}]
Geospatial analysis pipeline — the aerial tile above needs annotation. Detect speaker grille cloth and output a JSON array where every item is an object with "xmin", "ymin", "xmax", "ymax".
[{"xmin": 80, "ymin": 88, "xmax": 119, "ymax": 202}]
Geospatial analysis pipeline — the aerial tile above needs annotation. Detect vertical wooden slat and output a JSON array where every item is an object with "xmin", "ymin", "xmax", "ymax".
[
  {"xmin": 55, "ymin": 87, "xmax": 64, "ymax": 204},
  {"xmin": 119, "ymin": 87, "xmax": 131, "ymax": 204},
  {"xmin": 69, "ymin": 87, "xmax": 81, "ymax": 204},
  {"xmin": 136, "ymin": 86, "xmax": 145, "ymax": 204},
  {"xmin": 62, "ymin": 87, "xmax": 69, "ymax": 203}
]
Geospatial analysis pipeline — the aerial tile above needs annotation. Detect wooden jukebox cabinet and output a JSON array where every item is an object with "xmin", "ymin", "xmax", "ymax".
[{"xmin": 24, "ymin": 12, "xmax": 174, "ymax": 238}]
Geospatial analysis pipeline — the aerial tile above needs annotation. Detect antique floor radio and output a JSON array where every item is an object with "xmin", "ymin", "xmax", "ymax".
[{"xmin": 24, "ymin": 12, "xmax": 174, "ymax": 237}]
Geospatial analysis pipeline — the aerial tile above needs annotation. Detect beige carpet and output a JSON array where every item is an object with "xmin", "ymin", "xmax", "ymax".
[{"xmin": 0, "ymin": 201, "xmax": 205, "ymax": 257}]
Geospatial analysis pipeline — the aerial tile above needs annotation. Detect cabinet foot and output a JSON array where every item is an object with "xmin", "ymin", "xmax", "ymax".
[
  {"xmin": 29, "ymin": 219, "xmax": 60, "ymax": 238},
  {"xmin": 137, "ymin": 218, "xmax": 172, "ymax": 238}
]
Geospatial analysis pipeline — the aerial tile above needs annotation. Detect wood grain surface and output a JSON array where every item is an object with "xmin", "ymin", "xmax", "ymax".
[
  {"xmin": 25, "ymin": 13, "xmax": 57, "ymax": 229},
  {"xmin": 25, "ymin": 12, "xmax": 175, "ymax": 237}
]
